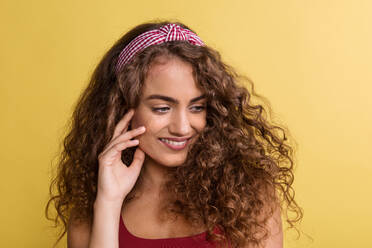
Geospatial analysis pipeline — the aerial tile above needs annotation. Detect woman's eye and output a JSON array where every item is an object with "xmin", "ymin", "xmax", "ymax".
[
  {"xmin": 191, "ymin": 106, "xmax": 205, "ymax": 112},
  {"xmin": 151, "ymin": 106, "xmax": 205, "ymax": 114},
  {"xmin": 152, "ymin": 107, "xmax": 170, "ymax": 113}
]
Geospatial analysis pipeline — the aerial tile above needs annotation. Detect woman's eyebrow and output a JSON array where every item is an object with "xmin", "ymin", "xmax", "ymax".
[{"xmin": 145, "ymin": 94, "xmax": 206, "ymax": 104}]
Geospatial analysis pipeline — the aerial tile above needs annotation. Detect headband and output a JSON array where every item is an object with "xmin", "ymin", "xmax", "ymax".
[{"xmin": 115, "ymin": 23, "xmax": 205, "ymax": 74}]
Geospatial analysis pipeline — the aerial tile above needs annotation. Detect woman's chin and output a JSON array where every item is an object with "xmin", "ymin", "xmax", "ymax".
[
  {"xmin": 157, "ymin": 157, "xmax": 186, "ymax": 167},
  {"xmin": 144, "ymin": 155, "xmax": 186, "ymax": 168}
]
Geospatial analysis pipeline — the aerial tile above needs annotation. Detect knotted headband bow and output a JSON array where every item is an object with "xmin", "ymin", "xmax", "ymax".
[{"xmin": 115, "ymin": 23, "xmax": 205, "ymax": 74}]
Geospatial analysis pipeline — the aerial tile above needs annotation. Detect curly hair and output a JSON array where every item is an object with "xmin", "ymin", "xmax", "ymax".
[{"xmin": 45, "ymin": 19, "xmax": 303, "ymax": 248}]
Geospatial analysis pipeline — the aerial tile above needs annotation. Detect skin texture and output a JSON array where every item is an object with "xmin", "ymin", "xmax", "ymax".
[{"xmin": 130, "ymin": 56, "xmax": 207, "ymax": 194}]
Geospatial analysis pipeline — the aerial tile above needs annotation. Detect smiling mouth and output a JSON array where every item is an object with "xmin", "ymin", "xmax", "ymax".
[{"xmin": 158, "ymin": 137, "xmax": 192, "ymax": 150}]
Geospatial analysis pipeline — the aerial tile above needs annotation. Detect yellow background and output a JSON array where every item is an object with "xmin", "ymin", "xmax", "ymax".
[{"xmin": 1, "ymin": 0, "xmax": 371, "ymax": 247}]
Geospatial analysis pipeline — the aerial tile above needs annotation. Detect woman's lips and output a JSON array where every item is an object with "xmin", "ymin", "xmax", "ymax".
[{"xmin": 158, "ymin": 137, "xmax": 191, "ymax": 150}]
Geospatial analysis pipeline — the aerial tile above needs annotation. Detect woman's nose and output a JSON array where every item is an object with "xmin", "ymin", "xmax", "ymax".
[{"xmin": 169, "ymin": 110, "xmax": 192, "ymax": 136}]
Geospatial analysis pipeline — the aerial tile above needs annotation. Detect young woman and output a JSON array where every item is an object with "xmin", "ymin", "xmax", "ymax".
[{"xmin": 46, "ymin": 20, "xmax": 303, "ymax": 248}]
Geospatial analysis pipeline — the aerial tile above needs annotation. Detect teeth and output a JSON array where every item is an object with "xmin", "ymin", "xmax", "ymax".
[{"xmin": 160, "ymin": 138, "xmax": 187, "ymax": 146}]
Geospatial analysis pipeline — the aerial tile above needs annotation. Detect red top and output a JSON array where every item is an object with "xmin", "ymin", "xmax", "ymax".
[{"xmin": 119, "ymin": 216, "xmax": 229, "ymax": 248}]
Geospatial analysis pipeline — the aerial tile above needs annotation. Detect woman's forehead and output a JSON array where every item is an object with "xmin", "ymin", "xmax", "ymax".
[{"xmin": 142, "ymin": 58, "xmax": 204, "ymax": 99}]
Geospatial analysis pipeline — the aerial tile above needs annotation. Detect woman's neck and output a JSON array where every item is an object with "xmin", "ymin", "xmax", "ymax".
[{"xmin": 136, "ymin": 155, "xmax": 171, "ymax": 197}]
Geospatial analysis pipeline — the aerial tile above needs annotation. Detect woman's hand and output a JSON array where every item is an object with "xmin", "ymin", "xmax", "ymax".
[{"xmin": 96, "ymin": 108, "xmax": 146, "ymax": 204}]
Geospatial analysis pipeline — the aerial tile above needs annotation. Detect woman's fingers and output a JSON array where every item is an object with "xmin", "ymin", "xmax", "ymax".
[
  {"xmin": 111, "ymin": 109, "xmax": 135, "ymax": 140},
  {"xmin": 98, "ymin": 139, "xmax": 139, "ymax": 165},
  {"xmin": 112, "ymin": 126, "xmax": 145, "ymax": 145},
  {"xmin": 103, "ymin": 126, "xmax": 146, "ymax": 154},
  {"xmin": 128, "ymin": 147, "xmax": 145, "ymax": 173}
]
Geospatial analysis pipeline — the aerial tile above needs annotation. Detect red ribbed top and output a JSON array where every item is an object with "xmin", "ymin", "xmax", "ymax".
[{"xmin": 118, "ymin": 216, "xmax": 229, "ymax": 248}]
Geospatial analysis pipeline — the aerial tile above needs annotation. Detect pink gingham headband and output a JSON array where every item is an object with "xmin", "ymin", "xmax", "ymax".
[{"xmin": 115, "ymin": 23, "xmax": 205, "ymax": 74}]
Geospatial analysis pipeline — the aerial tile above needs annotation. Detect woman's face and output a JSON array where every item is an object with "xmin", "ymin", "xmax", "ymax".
[{"xmin": 130, "ymin": 56, "xmax": 207, "ymax": 167}]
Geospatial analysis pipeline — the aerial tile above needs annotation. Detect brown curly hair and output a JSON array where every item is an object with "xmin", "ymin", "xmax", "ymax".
[{"xmin": 45, "ymin": 19, "xmax": 303, "ymax": 248}]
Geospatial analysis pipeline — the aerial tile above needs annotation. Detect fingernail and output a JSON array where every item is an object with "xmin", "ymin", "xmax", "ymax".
[{"xmin": 140, "ymin": 126, "xmax": 146, "ymax": 131}]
